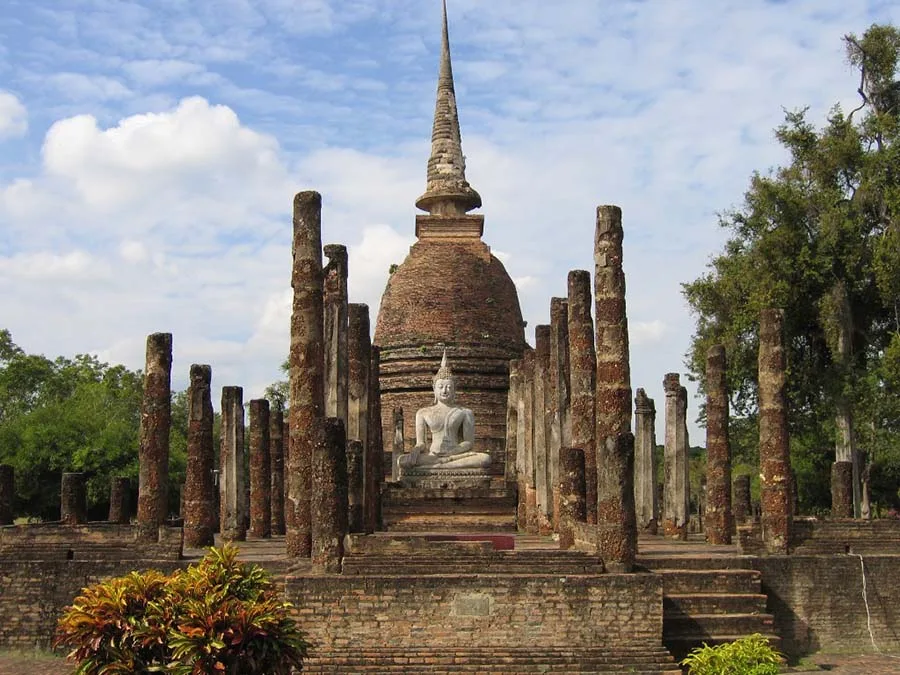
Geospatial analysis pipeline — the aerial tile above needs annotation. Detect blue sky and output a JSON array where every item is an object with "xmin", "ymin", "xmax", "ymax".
[{"xmin": 1, "ymin": 0, "xmax": 898, "ymax": 443}]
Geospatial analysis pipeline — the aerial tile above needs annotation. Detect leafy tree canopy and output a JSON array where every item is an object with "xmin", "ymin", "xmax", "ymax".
[
  {"xmin": 0, "ymin": 330, "xmax": 189, "ymax": 520},
  {"xmin": 682, "ymin": 24, "xmax": 900, "ymax": 514}
]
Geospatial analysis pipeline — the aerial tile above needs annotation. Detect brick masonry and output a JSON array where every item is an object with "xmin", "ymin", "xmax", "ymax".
[{"xmin": 285, "ymin": 573, "xmax": 663, "ymax": 651}]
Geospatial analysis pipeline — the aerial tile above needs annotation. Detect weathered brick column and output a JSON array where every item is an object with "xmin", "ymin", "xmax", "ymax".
[
  {"xmin": 282, "ymin": 419, "xmax": 290, "ymax": 532},
  {"xmin": 288, "ymin": 191, "xmax": 325, "ymax": 558},
  {"xmin": 594, "ymin": 205, "xmax": 636, "ymax": 571},
  {"xmin": 347, "ymin": 439, "xmax": 364, "ymax": 532},
  {"xmin": 270, "ymin": 409, "xmax": 286, "ymax": 535},
  {"xmin": 368, "ymin": 346, "xmax": 383, "ymax": 532},
  {"xmin": 634, "ymin": 389, "xmax": 658, "ymax": 534},
  {"xmin": 311, "ymin": 418, "xmax": 349, "ymax": 574},
  {"xmin": 733, "ymin": 475, "xmax": 751, "ymax": 526},
  {"xmin": 534, "ymin": 324, "xmax": 553, "ymax": 535},
  {"xmin": 663, "ymin": 373, "xmax": 689, "ymax": 540},
  {"xmin": 549, "ymin": 297, "xmax": 570, "ymax": 532},
  {"xmin": 506, "ymin": 359, "xmax": 522, "ymax": 485},
  {"xmin": 391, "ymin": 408, "xmax": 404, "ymax": 482},
  {"xmin": 220, "ymin": 386, "xmax": 246, "ymax": 542},
  {"xmin": 567, "ymin": 270, "xmax": 597, "ymax": 525},
  {"xmin": 183, "ymin": 364, "xmax": 215, "ymax": 547},
  {"xmin": 249, "ymin": 399, "xmax": 272, "ymax": 539},
  {"xmin": 831, "ymin": 462, "xmax": 853, "ymax": 518},
  {"xmin": 705, "ymin": 345, "xmax": 733, "ymax": 544},
  {"xmin": 522, "ymin": 350, "xmax": 538, "ymax": 533},
  {"xmin": 759, "ymin": 308, "xmax": 792, "ymax": 554},
  {"xmin": 557, "ymin": 447, "xmax": 586, "ymax": 550},
  {"xmin": 348, "ymin": 303, "xmax": 371, "ymax": 529},
  {"xmin": 0, "ymin": 464, "xmax": 13, "ymax": 525},
  {"xmin": 108, "ymin": 477, "xmax": 129, "ymax": 524},
  {"xmin": 61, "ymin": 472, "xmax": 87, "ymax": 525},
  {"xmin": 137, "ymin": 332, "xmax": 172, "ymax": 541},
  {"xmin": 323, "ymin": 244, "xmax": 349, "ymax": 431}
]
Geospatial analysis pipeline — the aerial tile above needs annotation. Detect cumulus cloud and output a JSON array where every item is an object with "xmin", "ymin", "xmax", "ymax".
[{"xmin": 0, "ymin": 91, "xmax": 27, "ymax": 139}]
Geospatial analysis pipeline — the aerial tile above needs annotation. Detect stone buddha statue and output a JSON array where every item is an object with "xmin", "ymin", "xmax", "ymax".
[{"xmin": 397, "ymin": 351, "xmax": 492, "ymax": 474}]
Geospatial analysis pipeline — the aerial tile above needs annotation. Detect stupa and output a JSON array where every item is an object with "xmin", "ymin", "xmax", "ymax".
[{"xmin": 374, "ymin": 1, "xmax": 527, "ymax": 479}]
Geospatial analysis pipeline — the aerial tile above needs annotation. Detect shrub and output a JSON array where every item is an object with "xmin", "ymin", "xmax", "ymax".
[
  {"xmin": 56, "ymin": 545, "xmax": 308, "ymax": 674},
  {"xmin": 681, "ymin": 633, "xmax": 784, "ymax": 675}
]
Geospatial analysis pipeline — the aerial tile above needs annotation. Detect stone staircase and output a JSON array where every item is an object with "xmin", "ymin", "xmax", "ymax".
[
  {"xmin": 637, "ymin": 554, "xmax": 779, "ymax": 661},
  {"xmin": 381, "ymin": 483, "xmax": 517, "ymax": 532},
  {"xmin": 303, "ymin": 646, "xmax": 682, "ymax": 674},
  {"xmin": 341, "ymin": 546, "xmax": 606, "ymax": 575}
]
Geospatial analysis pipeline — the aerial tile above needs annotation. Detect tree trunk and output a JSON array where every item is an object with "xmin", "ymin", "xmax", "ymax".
[{"xmin": 825, "ymin": 281, "xmax": 861, "ymax": 517}]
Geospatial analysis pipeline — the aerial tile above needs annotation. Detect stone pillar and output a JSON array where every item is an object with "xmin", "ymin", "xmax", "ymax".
[
  {"xmin": 348, "ymin": 304, "xmax": 371, "ymax": 529},
  {"xmin": 705, "ymin": 345, "xmax": 733, "ymax": 544},
  {"xmin": 0, "ymin": 464, "xmax": 14, "ymax": 526},
  {"xmin": 249, "ymin": 399, "xmax": 272, "ymax": 539},
  {"xmin": 567, "ymin": 270, "xmax": 597, "ymax": 525},
  {"xmin": 137, "ymin": 332, "xmax": 172, "ymax": 541},
  {"xmin": 391, "ymin": 408, "xmax": 404, "ymax": 482},
  {"xmin": 522, "ymin": 350, "xmax": 538, "ymax": 534},
  {"xmin": 368, "ymin": 346, "xmax": 383, "ymax": 532},
  {"xmin": 514, "ymin": 357, "xmax": 528, "ymax": 527},
  {"xmin": 831, "ymin": 462, "xmax": 853, "ymax": 518},
  {"xmin": 733, "ymin": 474, "xmax": 751, "ymax": 526},
  {"xmin": 347, "ymin": 439, "xmax": 365, "ymax": 533},
  {"xmin": 506, "ymin": 359, "xmax": 522, "ymax": 485},
  {"xmin": 183, "ymin": 364, "xmax": 215, "ymax": 548},
  {"xmin": 549, "ymin": 297, "xmax": 570, "ymax": 532},
  {"xmin": 288, "ymin": 191, "xmax": 325, "ymax": 558},
  {"xmin": 270, "ymin": 409, "xmax": 286, "ymax": 535},
  {"xmin": 311, "ymin": 418, "xmax": 349, "ymax": 574},
  {"xmin": 534, "ymin": 325, "xmax": 553, "ymax": 535},
  {"xmin": 759, "ymin": 308, "xmax": 792, "ymax": 555},
  {"xmin": 323, "ymin": 244, "xmax": 349, "ymax": 431},
  {"xmin": 634, "ymin": 389, "xmax": 658, "ymax": 534},
  {"xmin": 220, "ymin": 386, "xmax": 246, "ymax": 542},
  {"xmin": 557, "ymin": 447, "xmax": 586, "ymax": 550},
  {"xmin": 108, "ymin": 477, "xmax": 129, "ymax": 524},
  {"xmin": 663, "ymin": 373, "xmax": 689, "ymax": 540},
  {"xmin": 61, "ymin": 472, "xmax": 87, "ymax": 525},
  {"xmin": 594, "ymin": 205, "xmax": 636, "ymax": 572}
]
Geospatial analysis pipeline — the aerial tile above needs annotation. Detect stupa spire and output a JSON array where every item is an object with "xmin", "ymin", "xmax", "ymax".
[{"xmin": 415, "ymin": 0, "xmax": 482, "ymax": 216}]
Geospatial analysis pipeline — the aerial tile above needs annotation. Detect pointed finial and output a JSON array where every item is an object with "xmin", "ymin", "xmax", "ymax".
[
  {"xmin": 434, "ymin": 349, "xmax": 454, "ymax": 381},
  {"xmin": 415, "ymin": 0, "xmax": 482, "ymax": 217}
]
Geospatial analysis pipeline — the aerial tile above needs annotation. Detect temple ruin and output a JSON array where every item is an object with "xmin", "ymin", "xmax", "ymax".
[{"xmin": 0, "ymin": 3, "xmax": 898, "ymax": 673}]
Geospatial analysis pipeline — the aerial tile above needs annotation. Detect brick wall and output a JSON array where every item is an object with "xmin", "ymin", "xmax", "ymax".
[
  {"xmin": 756, "ymin": 555, "xmax": 900, "ymax": 657},
  {"xmin": 285, "ymin": 573, "xmax": 663, "ymax": 651},
  {"xmin": 0, "ymin": 559, "xmax": 186, "ymax": 648}
]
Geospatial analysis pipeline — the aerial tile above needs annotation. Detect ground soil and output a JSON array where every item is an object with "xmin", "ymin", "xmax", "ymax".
[{"xmin": 1, "ymin": 651, "xmax": 900, "ymax": 674}]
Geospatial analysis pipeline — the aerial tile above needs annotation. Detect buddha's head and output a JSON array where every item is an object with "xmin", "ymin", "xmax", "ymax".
[{"xmin": 432, "ymin": 350, "xmax": 457, "ymax": 404}]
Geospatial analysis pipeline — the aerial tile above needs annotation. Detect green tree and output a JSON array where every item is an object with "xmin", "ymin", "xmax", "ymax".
[
  {"xmin": 683, "ymin": 24, "xmax": 900, "ymax": 516},
  {"xmin": 0, "ymin": 331, "xmax": 196, "ymax": 521}
]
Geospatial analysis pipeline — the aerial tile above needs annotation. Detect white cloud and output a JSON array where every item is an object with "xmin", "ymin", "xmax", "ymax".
[
  {"xmin": 348, "ymin": 224, "xmax": 415, "ymax": 313},
  {"xmin": 0, "ymin": 91, "xmax": 27, "ymax": 139},
  {"xmin": 631, "ymin": 320, "xmax": 667, "ymax": 346},
  {"xmin": 47, "ymin": 73, "xmax": 133, "ymax": 102},
  {"xmin": 0, "ymin": 250, "xmax": 105, "ymax": 280},
  {"xmin": 121, "ymin": 59, "xmax": 208, "ymax": 88}
]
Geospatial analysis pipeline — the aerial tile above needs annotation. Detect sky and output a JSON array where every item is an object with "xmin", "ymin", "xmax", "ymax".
[{"xmin": 1, "ymin": 0, "xmax": 897, "ymax": 445}]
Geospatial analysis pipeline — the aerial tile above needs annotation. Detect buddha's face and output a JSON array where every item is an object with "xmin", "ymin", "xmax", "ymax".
[{"xmin": 434, "ymin": 378, "xmax": 456, "ymax": 404}]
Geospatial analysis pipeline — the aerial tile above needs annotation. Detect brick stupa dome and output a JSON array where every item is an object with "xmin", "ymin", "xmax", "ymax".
[{"xmin": 374, "ymin": 1, "xmax": 526, "ymax": 472}]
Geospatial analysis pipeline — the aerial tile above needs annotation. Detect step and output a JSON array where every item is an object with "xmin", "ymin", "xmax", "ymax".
[
  {"xmin": 664, "ymin": 593, "xmax": 768, "ymax": 615},
  {"xmin": 657, "ymin": 568, "xmax": 762, "ymax": 594},
  {"xmin": 303, "ymin": 647, "xmax": 681, "ymax": 674},
  {"xmin": 636, "ymin": 555, "xmax": 753, "ymax": 571},
  {"xmin": 383, "ymin": 513, "xmax": 517, "ymax": 532},
  {"xmin": 663, "ymin": 612, "xmax": 775, "ymax": 637}
]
